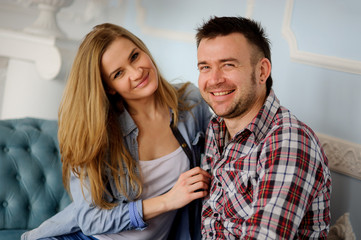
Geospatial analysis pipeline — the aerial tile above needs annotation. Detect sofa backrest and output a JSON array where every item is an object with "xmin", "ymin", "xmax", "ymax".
[{"xmin": 0, "ymin": 118, "xmax": 71, "ymax": 230}]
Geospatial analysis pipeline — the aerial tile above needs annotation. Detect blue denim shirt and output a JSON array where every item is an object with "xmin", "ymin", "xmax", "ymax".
[{"xmin": 21, "ymin": 83, "xmax": 211, "ymax": 240}]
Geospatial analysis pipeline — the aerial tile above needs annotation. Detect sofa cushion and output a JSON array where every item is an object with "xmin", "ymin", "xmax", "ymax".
[
  {"xmin": 0, "ymin": 118, "xmax": 71, "ymax": 237},
  {"xmin": 0, "ymin": 230, "xmax": 26, "ymax": 240}
]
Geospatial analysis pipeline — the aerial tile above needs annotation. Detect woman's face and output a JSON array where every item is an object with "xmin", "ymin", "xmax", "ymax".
[{"xmin": 101, "ymin": 37, "xmax": 158, "ymax": 103}]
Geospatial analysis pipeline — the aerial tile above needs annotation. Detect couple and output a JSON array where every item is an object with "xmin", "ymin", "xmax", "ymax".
[{"xmin": 22, "ymin": 16, "xmax": 331, "ymax": 240}]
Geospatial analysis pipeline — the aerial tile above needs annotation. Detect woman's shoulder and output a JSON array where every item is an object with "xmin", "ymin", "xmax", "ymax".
[{"xmin": 173, "ymin": 82, "xmax": 202, "ymax": 103}]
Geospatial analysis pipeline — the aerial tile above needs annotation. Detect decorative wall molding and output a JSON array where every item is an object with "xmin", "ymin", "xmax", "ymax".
[
  {"xmin": 245, "ymin": 0, "xmax": 255, "ymax": 18},
  {"xmin": 135, "ymin": 0, "xmax": 194, "ymax": 43},
  {"xmin": 136, "ymin": 0, "xmax": 254, "ymax": 43},
  {"xmin": 0, "ymin": 28, "xmax": 77, "ymax": 80},
  {"xmin": 282, "ymin": 0, "xmax": 361, "ymax": 75},
  {"xmin": 0, "ymin": 57, "xmax": 8, "ymax": 117},
  {"xmin": 317, "ymin": 133, "xmax": 361, "ymax": 181},
  {"xmin": 20, "ymin": 0, "xmax": 74, "ymax": 38}
]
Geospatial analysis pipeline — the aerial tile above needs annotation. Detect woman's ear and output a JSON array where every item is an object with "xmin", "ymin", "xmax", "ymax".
[
  {"xmin": 258, "ymin": 58, "xmax": 271, "ymax": 84},
  {"xmin": 105, "ymin": 85, "xmax": 117, "ymax": 95},
  {"xmin": 107, "ymin": 88, "xmax": 117, "ymax": 95}
]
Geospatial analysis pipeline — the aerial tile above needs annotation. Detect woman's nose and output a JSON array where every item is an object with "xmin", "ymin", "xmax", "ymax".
[{"xmin": 129, "ymin": 66, "xmax": 143, "ymax": 81}]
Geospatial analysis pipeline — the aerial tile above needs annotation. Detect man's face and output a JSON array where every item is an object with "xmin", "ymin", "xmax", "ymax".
[{"xmin": 197, "ymin": 33, "xmax": 265, "ymax": 120}]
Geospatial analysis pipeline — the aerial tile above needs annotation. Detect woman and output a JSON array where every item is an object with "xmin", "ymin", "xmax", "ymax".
[{"xmin": 21, "ymin": 23, "xmax": 211, "ymax": 240}]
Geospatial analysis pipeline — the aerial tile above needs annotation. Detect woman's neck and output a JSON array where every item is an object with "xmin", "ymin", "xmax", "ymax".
[{"xmin": 126, "ymin": 95, "xmax": 168, "ymax": 123}]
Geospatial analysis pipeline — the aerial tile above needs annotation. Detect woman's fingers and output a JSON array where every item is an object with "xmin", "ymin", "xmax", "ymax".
[
  {"xmin": 188, "ymin": 180, "xmax": 209, "ymax": 193},
  {"xmin": 178, "ymin": 167, "xmax": 211, "ymax": 194},
  {"xmin": 184, "ymin": 166, "xmax": 211, "ymax": 178},
  {"xmin": 165, "ymin": 167, "xmax": 212, "ymax": 210}
]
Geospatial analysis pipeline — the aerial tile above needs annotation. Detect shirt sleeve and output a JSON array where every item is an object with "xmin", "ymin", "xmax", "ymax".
[
  {"xmin": 69, "ymin": 172, "xmax": 147, "ymax": 235},
  {"xmin": 241, "ymin": 127, "xmax": 330, "ymax": 239}
]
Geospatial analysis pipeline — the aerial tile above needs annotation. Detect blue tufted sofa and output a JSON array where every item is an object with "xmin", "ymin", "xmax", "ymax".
[{"xmin": 0, "ymin": 118, "xmax": 71, "ymax": 240}]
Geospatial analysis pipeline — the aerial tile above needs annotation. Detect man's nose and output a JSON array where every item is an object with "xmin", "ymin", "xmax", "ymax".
[{"xmin": 209, "ymin": 67, "xmax": 225, "ymax": 85}]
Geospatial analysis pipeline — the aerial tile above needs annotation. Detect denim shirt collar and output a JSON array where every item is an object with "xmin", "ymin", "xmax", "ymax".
[{"xmin": 118, "ymin": 108, "xmax": 138, "ymax": 137}]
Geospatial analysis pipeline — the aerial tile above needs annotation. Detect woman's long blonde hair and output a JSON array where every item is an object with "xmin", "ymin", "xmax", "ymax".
[{"xmin": 59, "ymin": 23, "xmax": 187, "ymax": 209}]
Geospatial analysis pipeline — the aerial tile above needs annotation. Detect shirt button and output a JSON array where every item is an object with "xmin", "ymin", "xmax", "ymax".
[
  {"xmin": 217, "ymin": 182, "xmax": 222, "ymax": 187},
  {"xmin": 209, "ymin": 232, "xmax": 214, "ymax": 237},
  {"xmin": 213, "ymin": 213, "xmax": 219, "ymax": 218}
]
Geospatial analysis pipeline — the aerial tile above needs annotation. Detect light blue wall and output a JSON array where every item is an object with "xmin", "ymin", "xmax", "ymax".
[{"xmin": 1, "ymin": 0, "xmax": 360, "ymax": 237}]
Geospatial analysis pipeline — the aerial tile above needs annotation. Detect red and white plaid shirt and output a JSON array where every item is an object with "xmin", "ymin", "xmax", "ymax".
[{"xmin": 201, "ymin": 90, "xmax": 331, "ymax": 239}]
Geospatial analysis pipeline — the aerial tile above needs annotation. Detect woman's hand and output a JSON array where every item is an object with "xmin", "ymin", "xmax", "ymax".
[
  {"xmin": 142, "ymin": 167, "xmax": 211, "ymax": 220},
  {"xmin": 164, "ymin": 167, "xmax": 211, "ymax": 210}
]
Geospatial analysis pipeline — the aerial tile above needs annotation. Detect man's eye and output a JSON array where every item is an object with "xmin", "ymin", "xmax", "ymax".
[
  {"xmin": 198, "ymin": 66, "xmax": 210, "ymax": 72},
  {"xmin": 222, "ymin": 63, "xmax": 236, "ymax": 70},
  {"xmin": 131, "ymin": 52, "xmax": 139, "ymax": 62}
]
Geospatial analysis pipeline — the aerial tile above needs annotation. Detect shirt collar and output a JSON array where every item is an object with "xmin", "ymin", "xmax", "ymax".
[
  {"xmin": 118, "ymin": 108, "xmax": 137, "ymax": 137},
  {"xmin": 249, "ymin": 89, "xmax": 280, "ymax": 142}
]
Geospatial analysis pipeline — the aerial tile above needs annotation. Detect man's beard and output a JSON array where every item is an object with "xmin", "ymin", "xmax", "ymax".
[{"xmin": 212, "ymin": 70, "xmax": 257, "ymax": 119}]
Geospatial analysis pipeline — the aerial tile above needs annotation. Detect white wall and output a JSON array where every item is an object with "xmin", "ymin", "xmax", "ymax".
[{"xmin": 0, "ymin": 0, "xmax": 360, "ymax": 237}]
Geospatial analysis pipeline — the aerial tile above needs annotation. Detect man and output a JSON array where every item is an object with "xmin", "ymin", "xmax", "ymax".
[{"xmin": 196, "ymin": 16, "xmax": 331, "ymax": 239}]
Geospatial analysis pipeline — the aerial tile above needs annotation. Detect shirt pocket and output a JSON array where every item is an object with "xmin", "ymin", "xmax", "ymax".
[{"xmin": 217, "ymin": 168, "xmax": 254, "ymax": 220}]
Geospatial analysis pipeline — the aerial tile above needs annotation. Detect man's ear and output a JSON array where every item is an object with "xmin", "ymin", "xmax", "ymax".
[{"xmin": 258, "ymin": 58, "xmax": 271, "ymax": 84}]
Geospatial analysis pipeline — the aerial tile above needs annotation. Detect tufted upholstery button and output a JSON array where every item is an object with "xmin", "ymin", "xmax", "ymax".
[
  {"xmin": 3, "ymin": 147, "xmax": 9, "ymax": 152},
  {"xmin": 26, "ymin": 147, "xmax": 31, "ymax": 153},
  {"xmin": 16, "ymin": 174, "xmax": 21, "ymax": 182},
  {"xmin": 2, "ymin": 201, "xmax": 8, "ymax": 208}
]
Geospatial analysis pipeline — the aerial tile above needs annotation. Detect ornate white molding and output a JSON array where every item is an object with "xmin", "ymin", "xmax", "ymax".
[
  {"xmin": 135, "ymin": 0, "xmax": 194, "ymax": 42},
  {"xmin": 0, "ymin": 28, "xmax": 77, "ymax": 80},
  {"xmin": 329, "ymin": 212, "xmax": 356, "ymax": 240},
  {"xmin": 0, "ymin": 57, "xmax": 8, "ymax": 116},
  {"xmin": 282, "ymin": 0, "xmax": 361, "ymax": 75},
  {"xmin": 245, "ymin": 0, "xmax": 255, "ymax": 18},
  {"xmin": 136, "ymin": 0, "xmax": 254, "ymax": 43},
  {"xmin": 19, "ymin": 0, "xmax": 74, "ymax": 38},
  {"xmin": 317, "ymin": 133, "xmax": 361, "ymax": 181}
]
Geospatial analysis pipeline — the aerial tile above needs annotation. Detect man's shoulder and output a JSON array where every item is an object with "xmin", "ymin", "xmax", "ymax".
[{"xmin": 267, "ymin": 105, "xmax": 321, "ymax": 146}]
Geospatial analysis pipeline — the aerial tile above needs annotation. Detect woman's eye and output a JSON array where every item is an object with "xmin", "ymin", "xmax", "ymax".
[
  {"xmin": 131, "ymin": 52, "xmax": 139, "ymax": 62},
  {"xmin": 114, "ymin": 70, "xmax": 123, "ymax": 79}
]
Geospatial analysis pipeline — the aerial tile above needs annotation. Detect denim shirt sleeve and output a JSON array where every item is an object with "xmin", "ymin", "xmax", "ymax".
[
  {"xmin": 69, "ymin": 172, "xmax": 147, "ymax": 235},
  {"xmin": 129, "ymin": 201, "xmax": 147, "ymax": 229}
]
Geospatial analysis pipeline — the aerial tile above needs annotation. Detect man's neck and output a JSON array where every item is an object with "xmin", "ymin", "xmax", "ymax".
[{"xmin": 224, "ymin": 93, "xmax": 266, "ymax": 139}]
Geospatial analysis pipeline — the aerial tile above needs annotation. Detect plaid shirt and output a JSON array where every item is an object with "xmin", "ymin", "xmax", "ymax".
[{"xmin": 201, "ymin": 90, "xmax": 331, "ymax": 239}]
